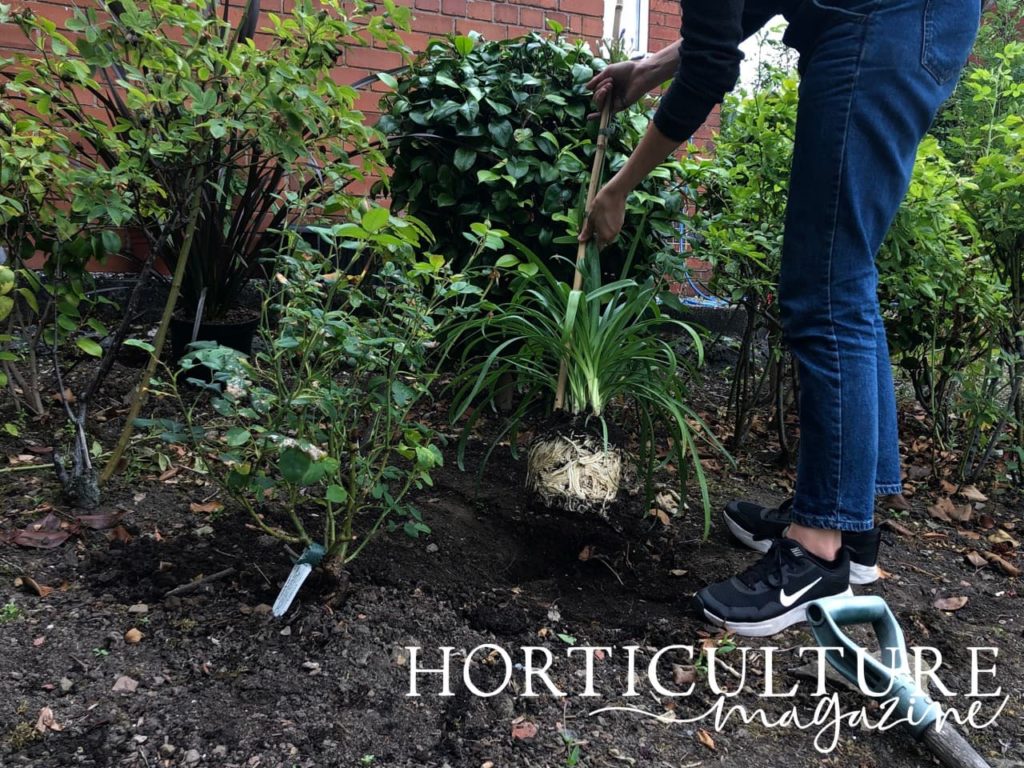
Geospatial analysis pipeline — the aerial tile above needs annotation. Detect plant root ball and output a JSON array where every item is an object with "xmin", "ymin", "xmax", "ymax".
[{"xmin": 526, "ymin": 433, "xmax": 624, "ymax": 515}]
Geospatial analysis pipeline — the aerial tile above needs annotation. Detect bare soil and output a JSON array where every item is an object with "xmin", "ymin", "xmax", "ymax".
[{"xmin": 1, "ymin": 353, "xmax": 1022, "ymax": 768}]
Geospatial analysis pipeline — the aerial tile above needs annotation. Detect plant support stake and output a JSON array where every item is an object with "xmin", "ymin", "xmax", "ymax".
[
  {"xmin": 272, "ymin": 543, "xmax": 326, "ymax": 618},
  {"xmin": 100, "ymin": 180, "xmax": 204, "ymax": 484},
  {"xmin": 554, "ymin": 98, "xmax": 613, "ymax": 412}
]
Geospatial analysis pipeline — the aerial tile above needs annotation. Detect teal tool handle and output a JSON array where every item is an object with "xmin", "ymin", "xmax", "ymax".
[{"xmin": 807, "ymin": 595, "xmax": 940, "ymax": 737}]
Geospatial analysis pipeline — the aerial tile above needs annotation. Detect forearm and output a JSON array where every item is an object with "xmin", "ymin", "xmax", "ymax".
[
  {"xmin": 604, "ymin": 121, "xmax": 681, "ymax": 198},
  {"xmin": 636, "ymin": 39, "xmax": 683, "ymax": 92}
]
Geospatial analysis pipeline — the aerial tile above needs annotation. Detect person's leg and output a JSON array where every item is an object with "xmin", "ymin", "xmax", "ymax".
[
  {"xmin": 874, "ymin": 308, "xmax": 904, "ymax": 497},
  {"xmin": 784, "ymin": 0, "xmax": 981, "ymax": 548},
  {"xmin": 697, "ymin": 0, "xmax": 981, "ymax": 636}
]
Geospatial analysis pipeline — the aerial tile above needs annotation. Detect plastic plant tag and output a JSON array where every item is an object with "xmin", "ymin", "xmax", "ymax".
[{"xmin": 271, "ymin": 543, "xmax": 327, "ymax": 618}]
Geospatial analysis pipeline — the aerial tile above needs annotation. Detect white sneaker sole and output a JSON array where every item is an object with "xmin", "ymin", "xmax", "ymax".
[
  {"xmin": 723, "ymin": 513, "xmax": 880, "ymax": 586},
  {"xmin": 703, "ymin": 587, "xmax": 854, "ymax": 638}
]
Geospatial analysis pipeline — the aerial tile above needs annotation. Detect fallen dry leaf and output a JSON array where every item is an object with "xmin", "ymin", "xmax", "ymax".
[
  {"xmin": 964, "ymin": 550, "xmax": 987, "ymax": 568},
  {"xmin": 16, "ymin": 575, "xmax": 53, "ymax": 598},
  {"xmin": 578, "ymin": 545, "xmax": 594, "ymax": 562},
  {"xmin": 4, "ymin": 514, "xmax": 71, "ymax": 549},
  {"xmin": 981, "ymin": 551, "xmax": 1021, "ymax": 577},
  {"xmin": 697, "ymin": 728, "xmax": 716, "ymax": 751},
  {"xmin": 189, "ymin": 501, "xmax": 224, "ymax": 515},
  {"xmin": 882, "ymin": 519, "xmax": 914, "ymax": 537},
  {"xmin": 928, "ymin": 497, "xmax": 972, "ymax": 524},
  {"xmin": 7, "ymin": 454, "xmax": 41, "ymax": 466},
  {"xmin": 907, "ymin": 464, "xmax": 931, "ymax": 481},
  {"xmin": 650, "ymin": 509, "xmax": 671, "ymax": 526},
  {"xmin": 940, "ymin": 479, "xmax": 958, "ymax": 495},
  {"xmin": 988, "ymin": 530, "xmax": 1019, "ymax": 548},
  {"xmin": 112, "ymin": 676, "xmax": 138, "ymax": 693},
  {"xmin": 50, "ymin": 388, "xmax": 76, "ymax": 404},
  {"xmin": 511, "ymin": 720, "xmax": 538, "ymax": 741},
  {"xmin": 107, "ymin": 525, "xmax": 133, "ymax": 544},
  {"xmin": 76, "ymin": 511, "xmax": 123, "ymax": 530},
  {"xmin": 158, "ymin": 467, "xmax": 180, "ymax": 483},
  {"xmin": 33, "ymin": 636, "xmax": 45, "ymax": 647},
  {"xmin": 34, "ymin": 707, "xmax": 62, "ymax": 734},
  {"xmin": 124, "ymin": 628, "xmax": 143, "ymax": 645},
  {"xmin": 673, "ymin": 665, "xmax": 697, "ymax": 687},
  {"xmin": 880, "ymin": 493, "xmax": 912, "ymax": 512},
  {"xmin": 933, "ymin": 596, "xmax": 969, "ymax": 612},
  {"xmin": 959, "ymin": 485, "xmax": 988, "ymax": 503}
]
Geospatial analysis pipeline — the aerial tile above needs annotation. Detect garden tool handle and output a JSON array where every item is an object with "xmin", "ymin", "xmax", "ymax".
[
  {"xmin": 922, "ymin": 724, "xmax": 993, "ymax": 768},
  {"xmin": 555, "ymin": 100, "xmax": 613, "ymax": 412},
  {"xmin": 807, "ymin": 595, "xmax": 910, "ymax": 674},
  {"xmin": 809, "ymin": 597, "xmax": 993, "ymax": 768}
]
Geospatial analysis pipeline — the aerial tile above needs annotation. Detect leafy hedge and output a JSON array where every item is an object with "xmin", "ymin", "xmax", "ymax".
[{"xmin": 376, "ymin": 29, "xmax": 686, "ymax": 280}]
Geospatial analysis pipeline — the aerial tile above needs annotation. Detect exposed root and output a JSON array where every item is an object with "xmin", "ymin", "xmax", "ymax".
[{"xmin": 526, "ymin": 433, "xmax": 624, "ymax": 516}]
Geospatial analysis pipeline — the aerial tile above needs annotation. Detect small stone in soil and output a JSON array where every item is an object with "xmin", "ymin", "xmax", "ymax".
[
  {"xmin": 128, "ymin": 603, "xmax": 149, "ymax": 614},
  {"xmin": 213, "ymin": 746, "xmax": 228, "ymax": 758},
  {"xmin": 426, "ymin": 543, "xmax": 439, "ymax": 553},
  {"xmin": 112, "ymin": 675, "xmax": 138, "ymax": 693},
  {"xmin": 184, "ymin": 748, "xmax": 201, "ymax": 764},
  {"xmin": 159, "ymin": 744, "xmax": 176, "ymax": 757},
  {"xmin": 59, "ymin": 677, "xmax": 73, "ymax": 694},
  {"xmin": 280, "ymin": 626, "xmax": 292, "ymax": 636}
]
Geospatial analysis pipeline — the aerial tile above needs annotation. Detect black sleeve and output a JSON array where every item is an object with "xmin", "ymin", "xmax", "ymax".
[{"xmin": 652, "ymin": 0, "xmax": 746, "ymax": 142}]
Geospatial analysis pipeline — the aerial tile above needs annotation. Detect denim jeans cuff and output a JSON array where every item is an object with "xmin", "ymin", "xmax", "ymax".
[
  {"xmin": 790, "ymin": 503, "xmax": 876, "ymax": 533},
  {"xmin": 875, "ymin": 482, "xmax": 903, "ymax": 496}
]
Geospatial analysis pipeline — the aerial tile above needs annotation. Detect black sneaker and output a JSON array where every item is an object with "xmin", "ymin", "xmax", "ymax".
[
  {"xmin": 723, "ymin": 498, "xmax": 882, "ymax": 585},
  {"xmin": 695, "ymin": 539, "xmax": 853, "ymax": 637}
]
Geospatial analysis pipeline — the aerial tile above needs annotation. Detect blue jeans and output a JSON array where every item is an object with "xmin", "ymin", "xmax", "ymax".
[{"xmin": 779, "ymin": 0, "xmax": 981, "ymax": 532}]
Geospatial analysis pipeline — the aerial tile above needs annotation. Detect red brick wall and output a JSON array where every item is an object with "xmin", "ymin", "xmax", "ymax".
[
  {"xmin": 4, "ymin": 1, "xmax": 686, "ymax": 112},
  {"xmin": 5, "ymin": 1, "xmax": 710, "ymax": 273}
]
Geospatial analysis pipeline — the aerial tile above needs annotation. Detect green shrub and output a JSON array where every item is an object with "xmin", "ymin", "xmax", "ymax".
[
  {"xmin": 149, "ymin": 211, "xmax": 491, "ymax": 569},
  {"xmin": 877, "ymin": 136, "xmax": 1008, "ymax": 441},
  {"xmin": 681, "ymin": 67, "xmax": 797, "ymax": 450},
  {"xmin": 376, "ymin": 29, "xmax": 687, "ymax": 281},
  {"xmin": 4, "ymin": 0, "xmax": 410, "ymax": 322}
]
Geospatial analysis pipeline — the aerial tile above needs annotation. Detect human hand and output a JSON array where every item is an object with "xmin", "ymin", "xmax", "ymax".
[
  {"xmin": 585, "ymin": 60, "xmax": 650, "ymax": 119},
  {"xmin": 578, "ymin": 184, "xmax": 627, "ymax": 248}
]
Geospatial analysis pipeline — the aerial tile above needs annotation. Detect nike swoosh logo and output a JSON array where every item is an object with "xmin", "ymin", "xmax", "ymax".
[{"xmin": 779, "ymin": 577, "xmax": 822, "ymax": 608}]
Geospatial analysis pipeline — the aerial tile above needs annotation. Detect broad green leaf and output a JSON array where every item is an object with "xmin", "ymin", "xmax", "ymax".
[
  {"xmin": 326, "ymin": 484, "xmax": 348, "ymax": 503},
  {"xmin": 362, "ymin": 206, "xmax": 390, "ymax": 233},
  {"xmin": 76, "ymin": 338, "xmax": 103, "ymax": 357}
]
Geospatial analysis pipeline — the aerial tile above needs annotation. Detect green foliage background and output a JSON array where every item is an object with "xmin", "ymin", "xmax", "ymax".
[{"xmin": 376, "ymin": 29, "xmax": 687, "ymax": 281}]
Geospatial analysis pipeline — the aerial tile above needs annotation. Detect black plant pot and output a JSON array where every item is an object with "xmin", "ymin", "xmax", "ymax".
[{"xmin": 169, "ymin": 309, "xmax": 260, "ymax": 372}]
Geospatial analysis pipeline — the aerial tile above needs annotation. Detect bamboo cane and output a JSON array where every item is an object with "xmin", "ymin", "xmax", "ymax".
[{"xmin": 553, "ymin": 99, "xmax": 613, "ymax": 412}]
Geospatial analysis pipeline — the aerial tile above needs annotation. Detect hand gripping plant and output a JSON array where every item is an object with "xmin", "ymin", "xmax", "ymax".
[{"xmin": 447, "ymin": 106, "xmax": 719, "ymax": 529}]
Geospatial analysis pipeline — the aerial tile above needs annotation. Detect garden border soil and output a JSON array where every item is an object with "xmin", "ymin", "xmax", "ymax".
[{"xmin": 1, "ymin": 356, "xmax": 1021, "ymax": 768}]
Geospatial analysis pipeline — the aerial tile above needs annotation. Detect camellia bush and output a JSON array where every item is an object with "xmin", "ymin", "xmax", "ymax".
[{"xmin": 376, "ymin": 27, "xmax": 688, "ymax": 281}]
